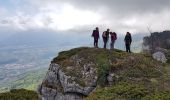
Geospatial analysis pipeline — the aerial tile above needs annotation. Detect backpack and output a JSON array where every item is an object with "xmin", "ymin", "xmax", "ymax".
[
  {"xmin": 92, "ymin": 30, "xmax": 95, "ymax": 37},
  {"xmin": 102, "ymin": 32, "xmax": 106, "ymax": 37},
  {"xmin": 114, "ymin": 33, "xmax": 117, "ymax": 40}
]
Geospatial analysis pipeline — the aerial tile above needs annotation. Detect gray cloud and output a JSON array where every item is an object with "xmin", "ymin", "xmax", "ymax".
[
  {"xmin": 1, "ymin": 0, "xmax": 170, "ymax": 35},
  {"xmin": 33, "ymin": 0, "xmax": 170, "ymax": 16},
  {"xmin": 31, "ymin": 0, "xmax": 170, "ymax": 33},
  {"xmin": 62, "ymin": 0, "xmax": 170, "ymax": 13}
]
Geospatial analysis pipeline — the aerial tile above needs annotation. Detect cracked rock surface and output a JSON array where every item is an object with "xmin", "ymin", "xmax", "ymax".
[{"xmin": 38, "ymin": 60, "xmax": 97, "ymax": 100}]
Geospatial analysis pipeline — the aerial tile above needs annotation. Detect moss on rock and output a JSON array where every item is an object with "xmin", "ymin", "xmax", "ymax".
[{"xmin": 49, "ymin": 47, "xmax": 170, "ymax": 99}]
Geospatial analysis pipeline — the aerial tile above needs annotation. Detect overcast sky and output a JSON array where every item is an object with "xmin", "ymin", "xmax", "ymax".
[{"xmin": 0, "ymin": 0, "xmax": 170, "ymax": 35}]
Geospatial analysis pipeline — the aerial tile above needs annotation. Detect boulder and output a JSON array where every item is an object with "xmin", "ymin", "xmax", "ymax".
[
  {"xmin": 152, "ymin": 52, "xmax": 167, "ymax": 63},
  {"xmin": 38, "ymin": 62, "xmax": 97, "ymax": 100}
]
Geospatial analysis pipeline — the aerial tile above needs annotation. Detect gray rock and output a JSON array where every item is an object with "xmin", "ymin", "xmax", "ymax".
[
  {"xmin": 107, "ymin": 73, "xmax": 119, "ymax": 85},
  {"xmin": 38, "ymin": 62, "xmax": 97, "ymax": 100},
  {"xmin": 155, "ymin": 47, "xmax": 168, "ymax": 54},
  {"xmin": 152, "ymin": 52, "xmax": 167, "ymax": 63}
]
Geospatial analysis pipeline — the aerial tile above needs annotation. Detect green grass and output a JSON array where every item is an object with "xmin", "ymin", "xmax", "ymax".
[
  {"xmin": 51, "ymin": 47, "xmax": 164, "ymax": 87},
  {"xmin": 85, "ymin": 82, "xmax": 170, "ymax": 100},
  {"xmin": 52, "ymin": 47, "xmax": 89, "ymax": 63},
  {"xmin": 52, "ymin": 47, "xmax": 128, "ymax": 87},
  {"xmin": 47, "ymin": 47, "xmax": 170, "ymax": 99},
  {"xmin": 85, "ymin": 82, "xmax": 148, "ymax": 100},
  {"xmin": 0, "ymin": 89, "xmax": 38, "ymax": 100},
  {"xmin": 1, "ymin": 47, "xmax": 169, "ymax": 99},
  {"xmin": 142, "ymin": 91, "xmax": 170, "ymax": 100}
]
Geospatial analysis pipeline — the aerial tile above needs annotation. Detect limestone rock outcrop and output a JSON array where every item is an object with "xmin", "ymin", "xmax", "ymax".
[
  {"xmin": 143, "ymin": 31, "xmax": 170, "ymax": 53},
  {"xmin": 38, "ymin": 52, "xmax": 98, "ymax": 100},
  {"xmin": 152, "ymin": 52, "xmax": 167, "ymax": 63},
  {"xmin": 37, "ymin": 47, "xmax": 167, "ymax": 100}
]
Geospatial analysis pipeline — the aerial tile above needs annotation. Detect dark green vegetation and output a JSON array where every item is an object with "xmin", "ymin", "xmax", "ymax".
[
  {"xmin": 52, "ymin": 47, "xmax": 170, "ymax": 100},
  {"xmin": 86, "ymin": 82, "xmax": 170, "ymax": 100},
  {"xmin": 0, "ymin": 89, "xmax": 38, "ymax": 100}
]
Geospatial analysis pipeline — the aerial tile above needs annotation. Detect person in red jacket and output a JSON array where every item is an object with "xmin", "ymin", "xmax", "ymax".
[
  {"xmin": 110, "ymin": 32, "xmax": 117, "ymax": 49},
  {"xmin": 92, "ymin": 27, "xmax": 100, "ymax": 48}
]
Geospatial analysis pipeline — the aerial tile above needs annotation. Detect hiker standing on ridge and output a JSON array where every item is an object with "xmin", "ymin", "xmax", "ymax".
[
  {"xmin": 102, "ymin": 29, "xmax": 110, "ymax": 49},
  {"xmin": 110, "ymin": 32, "xmax": 117, "ymax": 49},
  {"xmin": 92, "ymin": 27, "xmax": 100, "ymax": 48},
  {"xmin": 124, "ymin": 32, "xmax": 132, "ymax": 53}
]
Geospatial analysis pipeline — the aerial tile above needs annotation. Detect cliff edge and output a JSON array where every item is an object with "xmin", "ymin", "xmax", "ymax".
[{"xmin": 38, "ymin": 47, "xmax": 170, "ymax": 100}]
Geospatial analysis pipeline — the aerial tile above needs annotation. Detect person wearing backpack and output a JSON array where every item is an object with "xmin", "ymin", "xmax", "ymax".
[
  {"xmin": 102, "ymin": 29, "xmax": 110, "ymax": 49},
  {"xmin": 110, "ymin": 32, "xmax": 117, "ymax": 49},
  {"xmin": 124, "ymin": 32, "xmax": 132, "ymax": 53},
  {"xmin": 92, "ymin": 27, "xmax": 100, "ymax": 48}
]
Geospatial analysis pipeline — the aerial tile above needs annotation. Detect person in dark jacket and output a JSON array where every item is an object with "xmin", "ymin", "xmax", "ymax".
[
  {"xmin": 124, "ymin": 32, "xmax": 132, "ymax": 53},
  {"xmin": 102, "ymin": 29, "xmax": 110, "ymax": 49},
  {"xmin": 110, "ymin": 32, "xmax": 117, "ymax": 49},
  {"xmin": 92, "ymin": 27, "xmax": 100, "ymax": 48}
]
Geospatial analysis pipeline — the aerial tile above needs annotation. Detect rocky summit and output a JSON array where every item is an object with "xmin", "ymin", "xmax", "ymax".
[
  {"xmin": 37, "ymin": 47, "xmax": 170, "ymax": 100},
  {"xmin": 143, "ymin": 31, "xmax": 170, "ymax": 53}
]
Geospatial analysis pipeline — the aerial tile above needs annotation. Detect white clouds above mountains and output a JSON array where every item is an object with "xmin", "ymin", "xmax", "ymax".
[
  {"xmin": 0, "ymin": 3, "xmax": 101, "ymax": 31},
  {"xmin": 0, "ymin": 0, "xmax": 170, "ymax": 34}
]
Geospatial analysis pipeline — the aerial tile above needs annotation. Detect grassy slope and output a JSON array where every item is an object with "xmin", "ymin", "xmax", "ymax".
[
  {"xmin": 1, "ymin": 47, "xmax": 170, "ymax": 100},
  {"xmin": 85, "ymin": 82, "xmax": 170, "ymax": 100},
  {"xmin": 52, "ymin": 47, "xmax": 170, "ymax": 100}
]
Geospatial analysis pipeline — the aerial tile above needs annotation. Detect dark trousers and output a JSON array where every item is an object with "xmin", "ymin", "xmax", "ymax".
[
  {"xmin": 110, "ymin": 40, "xmax": 115, "ymax": 49},
  {"xmin": 126, "ymin": 44, "xmax": 131, "ymax": 53},
  {"xmin": 94, "ymin": 38, "xmax": 98, "ymax": 47},
  {"xmin": 103, "ymin": 37, "xmax": 108, "ymax": 49}
]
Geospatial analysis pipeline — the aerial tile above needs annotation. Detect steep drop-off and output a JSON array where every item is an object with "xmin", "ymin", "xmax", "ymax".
[{"xmin": 38, "ymin": 47, "xmax": 170, "ymax": 100}]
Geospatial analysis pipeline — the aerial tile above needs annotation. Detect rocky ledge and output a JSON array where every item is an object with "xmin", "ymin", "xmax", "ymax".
[{"xmin": 38, "ymin": 47, "xmax": 170, "ymax": 100}]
